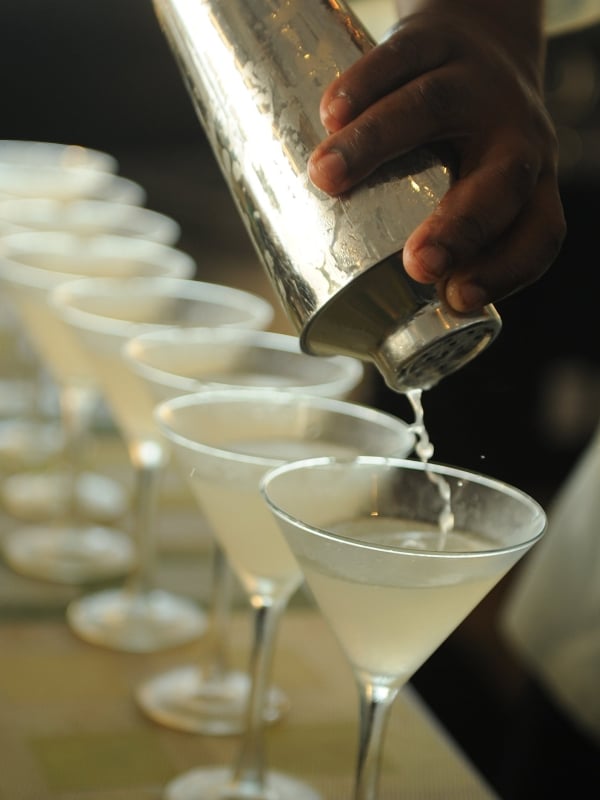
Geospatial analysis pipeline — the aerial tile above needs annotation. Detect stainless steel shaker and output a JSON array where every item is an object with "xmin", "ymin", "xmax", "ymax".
[{"xmin": 153, "ymin": 0, "xmax": 501, "ymax": 392}]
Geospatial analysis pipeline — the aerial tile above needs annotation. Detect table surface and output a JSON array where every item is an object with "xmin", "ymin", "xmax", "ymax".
[{"xmin": 0, "ymin": 431, "xmax": 498, "ymax": 800}]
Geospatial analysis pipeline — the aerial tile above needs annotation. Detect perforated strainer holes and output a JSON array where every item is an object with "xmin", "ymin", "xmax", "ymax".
[{"xmin": 396, "ymin": 322, "xmax": 498, "ymax": 390}]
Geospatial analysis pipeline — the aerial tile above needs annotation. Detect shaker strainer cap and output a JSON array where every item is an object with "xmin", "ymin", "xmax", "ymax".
[{"xmin": 301, "ymin": 251, "xmax": 502, "ymax": 392}]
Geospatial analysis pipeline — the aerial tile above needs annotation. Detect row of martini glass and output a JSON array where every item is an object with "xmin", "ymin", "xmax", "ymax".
[{"xmin": 0, "ymin": 141, "xmax": 546, "ymax": 800}]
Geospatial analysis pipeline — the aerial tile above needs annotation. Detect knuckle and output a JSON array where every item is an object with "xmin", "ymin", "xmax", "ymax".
[
  {"xmin": 447, "ymin": 211, "xmax": 489, "ymax": 252},
  {"xmin": 412, "ymin": 73, "xmax": 464, "ymax": 124},
  {"xmin": 343, "ymin": 114, "xmax": 386, "ymax": 165},
  {"xmin": 381, "ymin": 28, "xmax": 421, "ymax": 70},
  {"xmin": 499, "ymin": 155, "xmax": 538, "ymax": 203},
  {"xmin": 488, "ymin": 134, "xmax": 539, "ymax": 194}
]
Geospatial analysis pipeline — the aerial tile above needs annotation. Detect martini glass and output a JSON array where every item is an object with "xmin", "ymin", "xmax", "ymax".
[
  {"xmin": 0, "ymin": 231, "xmax": 195, "ymax": 584},
  {"xmin": 0, "ymin": 199, "xmax": 182, "ymax": 519},
  {"xmin": 261, "ymin": 456, "xmax": 547, "ymax": 800},
  {"xmin": 125, "ymin": 327, "xmax": 364, "ymax": 734},
  {"xmin": 156, "ymin": 388, "xmax": 414, "ymax": 800},
  {"xmin": 52, "ymin": 277, "xmax": 274, "ymax": 653}
]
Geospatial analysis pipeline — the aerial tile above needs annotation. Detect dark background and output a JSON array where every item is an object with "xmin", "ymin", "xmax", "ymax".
[{"xmin": 2, "ymin": 2, "xmax": 600, "ymax": 795}]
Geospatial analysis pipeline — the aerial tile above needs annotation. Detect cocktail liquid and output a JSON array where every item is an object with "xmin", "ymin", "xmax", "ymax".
[{"xmin": 406, "ymin": 388, "xmax": 454, "ymax": 549}]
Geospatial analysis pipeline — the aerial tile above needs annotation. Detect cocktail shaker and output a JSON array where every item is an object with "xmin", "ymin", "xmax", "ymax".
[{"xmin": 153, "ymin": 0, "xmax": 501, "ymax": 391}]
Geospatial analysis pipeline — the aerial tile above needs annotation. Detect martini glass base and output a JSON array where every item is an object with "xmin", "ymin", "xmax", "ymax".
[
  {"xmin": 67, "ymin": 587, "xmax": 208, "ymax": 653},
  {"xmin": 135, "ymin": 664, "xmax": 290, "ymax": 735},
  {"xmin": 2, "ymin": 524, "xmax": 135, "ymax": 584},
  {"xmin": 164, "ymin": 766, "xmax": 321, "ymax": 800},
  {"xmin": 1, "ymin": 469, "xmax": 129, "ymax": 523}
]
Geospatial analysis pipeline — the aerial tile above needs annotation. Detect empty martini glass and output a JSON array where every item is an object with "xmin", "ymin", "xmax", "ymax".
[
  {"xmin": 261, "ymin": 456, "xmax": 547, "ymax": 800},
  {"xmin": 125, "ymin": 327, "xmax": 364, "ymax": 734},
  {"xmin": 52, "ymin": 277, "xmax": 273, "ymax": 653},
  {"xmin": 156, "ymin": 388, "xmax": 414, "ymax": 800},
  {"xmin": 0, "ymin": 199, "xmax": 182, "ymax": 520},
  {"xmin": 0, "ymin": 231, "xmax": 195, "ymax": 584}
]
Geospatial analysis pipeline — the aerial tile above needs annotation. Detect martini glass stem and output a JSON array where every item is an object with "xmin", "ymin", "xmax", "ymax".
[
  {"xmin": 58, "ymin": 382, "xmax": 97, "ymax": 523},
  {"xmin": 126, "ymin": 440, "xmax": 166, "ymax": 596},
  {"xmin": 204, "ymin": 544, "xmax": 235, "ymax": 680},
  {"xmin": 354, "ymin": 681, "xmax": 399, "ymax": 800},
  {"xmin": 231, "ymin": 594, "xmax": 287, "ymax": 790}
]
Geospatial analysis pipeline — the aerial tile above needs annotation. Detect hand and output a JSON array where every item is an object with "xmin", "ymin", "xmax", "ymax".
[{"xmin": 308, "ymin": 1, "xmax": 566, "ymax": 312}]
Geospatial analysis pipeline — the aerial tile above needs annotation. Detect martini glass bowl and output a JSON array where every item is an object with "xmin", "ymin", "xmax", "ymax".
[
  {"xmin": 0, "ymin": 231, "xmax": 195, "ymax": 584},
  {"xmin": 261, "ymin": 456, "xmax": 547, "ymax": 800},
  {"xmin": 156, "ymin": 388, "xmax": 414, "ymax": 800},
  {"xmin": 51, "ymin": 277, "xmax": 273, "ymax": 653},
  {"xmin": 125, "ymin": 327, "xmax": 364, "ymax": 734}
]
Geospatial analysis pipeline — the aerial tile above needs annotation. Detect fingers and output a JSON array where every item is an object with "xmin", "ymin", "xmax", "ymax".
[
  {"xmin": 309, "ymin": 27, "xmax": 457, "ymax": 194},
  {"xmin": 318, "ymin": 23, "xmax": 452, "ymax": 133},
  {"xmin": 402, "ymin": 138, "xmax": 543, "ymax": 284},
  {"xmin": 428, "ymin": 174, "xmax": 566, "ymax": 312},
  {"xmin": 307, "ymin": 11, "xmax": 566, "ymax": 310},
  {"xmin": 308, "ymin": 62, "xmax": 468, "ymax": 195}
]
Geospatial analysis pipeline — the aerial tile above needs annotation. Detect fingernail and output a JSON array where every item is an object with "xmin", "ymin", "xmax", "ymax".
[
  {"xmin": 325, "ymin": 95, "xmax": 352, "ymax": 128},
  {"xmin": 309, "ymin": 150, "xmax": 348, "ymax": 185},
  {"xmin": 414, "ymin": 244, "xmax": 450, "ymax": 280},
  {"xmin": 448, "ymin": 281, "xmax": 488, "ymax": 311},
  {"xmin": 458, "ymin": 282, "xmax": 488, "ymax": 310}
]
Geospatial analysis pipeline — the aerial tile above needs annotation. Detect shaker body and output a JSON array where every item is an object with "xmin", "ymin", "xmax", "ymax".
[{"xmin": 153, "ymin": 0, "xmax": 501, "ymax": 391}]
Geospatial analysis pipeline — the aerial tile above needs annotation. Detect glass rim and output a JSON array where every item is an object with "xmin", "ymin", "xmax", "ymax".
[
  {"xmin": 0, "ymin": 197, "xmax": 181, "ymax": 243},
  {"xmin": 0, "ymin": 228, "xmax": 187, "ymax": 253},
  {"xmin": 260, "ymin": 455, "xmax": 547, "ymax": 558},
  {"xmin": 0, "ymin": 139, "xmax": 118, "ymax": 172},
  {"xmin": 124, "ymin": 327, "xmax": 363, "ymax": 396},
  {"xmin": 49, "ymin": 276, "xmax": 273, "ymax": 337},
  {"xmin": 156, "ymin": 389, "xmax": 415, "ymax": 468},
  {"xmin": 0, "ymin": 238, "xmax": 195, "ymax": 291}
]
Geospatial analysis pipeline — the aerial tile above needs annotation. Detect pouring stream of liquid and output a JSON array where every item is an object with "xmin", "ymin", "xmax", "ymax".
[{"xmin": 406, "ymin": 389, "xmax": 454, "ymax": 549}]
